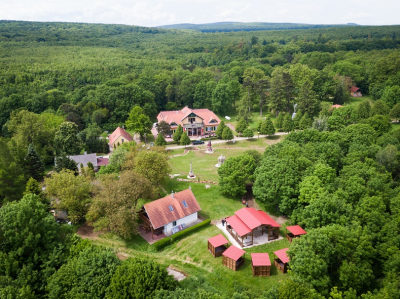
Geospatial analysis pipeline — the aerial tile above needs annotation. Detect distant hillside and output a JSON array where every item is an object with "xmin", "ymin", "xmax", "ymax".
[{"xmin": 158, "ymin": 22, "xmax": 356, "ymax": 32}]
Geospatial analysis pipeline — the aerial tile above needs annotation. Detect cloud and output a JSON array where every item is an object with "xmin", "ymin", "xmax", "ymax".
[{"xmin": 0, "ymin": 0, "xmax": 399, "ymax": 26}]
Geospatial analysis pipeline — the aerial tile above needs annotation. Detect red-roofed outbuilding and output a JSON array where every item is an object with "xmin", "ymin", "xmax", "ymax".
[
  {"xmin": 222, "ymin": 246, "xmax": 246, "ymax": 271},
  {"xmin": 225, "ymin": 207, "xmax": 281, "ymax": 247},
  {"xmin": 286, "ymin": 225, "xmax": 307, "ymax": 242},
  {"xmin": 274, "ymin": 248, "xmax": 289, "ymax": 273},
  {"xmin": 208, "ymin": 235, "xmax": 229, "ymax": 257},
  {"xmin": 350, "ymin": 86, "xmax": 362, "ymax": 97},
  {"xmin": 251, "ymin": 253, "xmax": 271, "ymax": 276}
]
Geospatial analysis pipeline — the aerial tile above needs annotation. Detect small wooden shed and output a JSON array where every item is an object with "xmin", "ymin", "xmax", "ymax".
[
  {"xmin": 251, "ymin": 253, "xmax": 271, "ymax": 276},
  {"xmin": 222, "ymin": 246, "xmax": 246, "ymax": 271},
  {"xmin": 285, "ymin": 225, "xmax": 306, "ymax": 243},
  {"xmin": 274, "ymin": 248, "xmax": 289, "ymax": 273},
  {"xmin": 208, "ymin": 234, "xmax": 229, "ymax": 257}
]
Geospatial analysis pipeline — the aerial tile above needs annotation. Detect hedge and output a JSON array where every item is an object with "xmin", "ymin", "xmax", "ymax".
[{"xmin": 152, "ymin": 219, "xmax": 211, "ymax": 251}]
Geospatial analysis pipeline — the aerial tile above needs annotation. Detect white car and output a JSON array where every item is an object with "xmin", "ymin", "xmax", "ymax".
[{"xmin": 225, "ymin": 116, "xmax": 231, "ymax": 120}]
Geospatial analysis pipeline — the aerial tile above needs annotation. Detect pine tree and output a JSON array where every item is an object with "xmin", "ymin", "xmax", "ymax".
[
  {"xmin": 24, "ymin": 177, "xmax": 41, "ymax": 196},
  {"xmin": 275, "ymin": 113, "xmax": 284, "ymax": 130},
  {"xmin": 24, "ymin": 144, "xmax": 45, "ymax": 181},
  {"xmin": 80, "ymin": 163, "xmax": 85, "ymax": 176},
  {"xmin": 155, "ymin": 133, "xmax": 167, "ymax": 146},
  {"xmin": 299, "ymin": 112, "xmax": 312, "ymax": 130},
  {"xmin": 87, "ymin": 162, "xmax": 94, "ymax": 171},
  {"xmin": 243, "ymin": 128, "xmax": 254, "ymax": 138},
  {"xmin": 236, "ymin": 118, "xmax": 248, "ymax": 135},
  {"xmin": 261, "ymin": 117, "xmax": 275, "ymax": 136},
  {"xmin": 180, "ymin": 132, "xmax": 191, "ymax": 148},
  {"xmin": 257, "ymin": 120, "xmax": 263, "ymax": 132},
  {"xmin": 215, "ymin": 121, "xmax": 226, "ymax": 138},
  {"xmin": 282, "ymin": 114, "xmax": 294, "ymax": 133},
  {"xmin": 222, "ymin": 127, "xmax": 234, "ymax": 141},
  {"xmin": 173, "ymin": 125, "xmax": 183, "ymax": 143},
  {"xmin": 55, "ymin": 154, "xmax": 78, "ymax": 174}
]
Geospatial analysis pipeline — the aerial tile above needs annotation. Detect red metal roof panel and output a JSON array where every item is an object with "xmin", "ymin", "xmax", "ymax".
[
  {"xmin": 235, "ymin": 207, "xmax": 262, "ymax": 230},
  {"xmin": 350, "ymin": 86, "xmax": 360, "ymax": 92},
  {"xmin": 286, "ymin": 225, "xmax": 306, "ymax": 236},
  {"xmin": 274, "ymin": 248, "xmax": 289, "ymax": 264},
  {"xmin": 223, "ymin": 245, "xmax": 245, "ymax": 261},
  {"xmin": 251, "ymin": 253, "xmax": 271, "ymax": 266},
  {"xmin": 226, "ymin": 215, "xmax": 252, "ymax": 237},
  {"xmin": 208, "ymin": 234, "xmax": 229, "ymax": 248},
  {"xmin": 257, "ymin": 210, "xmax": 281, "ymax": 228},
  {"xmin": 96, "ymin": 158, "xmax": 109, "ymax": 166}
]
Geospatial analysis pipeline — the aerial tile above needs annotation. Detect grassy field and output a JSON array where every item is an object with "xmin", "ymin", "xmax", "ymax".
[{"xmin": 168, "ymin": 136, "xmax": 282, "ymax": 183}]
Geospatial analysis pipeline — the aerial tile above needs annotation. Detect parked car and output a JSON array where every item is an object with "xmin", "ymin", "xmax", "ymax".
[{"xmin": 192, "ymin": 140, "xmax": 205, "ymax": 145}]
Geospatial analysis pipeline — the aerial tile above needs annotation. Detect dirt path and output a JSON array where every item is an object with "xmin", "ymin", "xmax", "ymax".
[{"xmin": 76, "ymin": 223, "xmax": 100, "ymax": 240}]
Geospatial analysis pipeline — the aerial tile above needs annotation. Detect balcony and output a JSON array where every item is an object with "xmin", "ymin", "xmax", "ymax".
[{"xmin": 183, "ymin": 122, "xmax": 203, "ymax": 129}]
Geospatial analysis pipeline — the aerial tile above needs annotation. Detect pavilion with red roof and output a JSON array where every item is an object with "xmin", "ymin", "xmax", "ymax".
[
  {"xmin": 222, "ymin": 245, "xmax": 246, "ymax": 271},
  {"xmin": 207, "ymin": 234, "xmax": 229, "ymax": 257},
  {"xmin": 225, "ymin": 207, "xmax": 281, "ymax": 247},
  {"xmin": 274, "ymin": 248, "xmax": 289, "ymax": 273},
  {"xmin": 251, "ymin": 253, "xmax": 271, "ymax": 276},
  {"xmin": 285, "ymin": 225, "xmax": 307, "ymax": 243}
]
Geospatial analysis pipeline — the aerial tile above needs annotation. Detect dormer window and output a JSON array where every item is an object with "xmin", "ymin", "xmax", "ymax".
[
  {"xmin": 170, "ymin": 122, "xmax": 178, "ymax": 126},
  {"xmin": 182, "ymin": 201, "xmax": 188, "ymax": 208},
  {"xmin": 209, "ymin": 119, "xmax": 217, "ymax": 124},
  {"xmin": 168, "ymin": 205, "xmax": 174, "ymax": 212}
]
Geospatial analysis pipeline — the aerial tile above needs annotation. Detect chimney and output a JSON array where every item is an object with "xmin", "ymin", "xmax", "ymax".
[{"xmin": 171, "ymin": 191, "xmax": 174, "ymax": 198}]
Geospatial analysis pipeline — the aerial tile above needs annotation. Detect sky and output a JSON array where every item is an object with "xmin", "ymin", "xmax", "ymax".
[{"xmin": 0, "ymin": 0, "xmax": 399, "ymax": 27}]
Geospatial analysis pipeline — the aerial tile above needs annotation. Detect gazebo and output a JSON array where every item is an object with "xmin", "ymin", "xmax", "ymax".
[
  {"xmin": 225, "ymin": 207, "xmax": 281, "ymax": 247},
  {"xmin": 251, "ymin": 253, "xmax": 271, "ymax": 276},
  {"xmin": 222, "ymin": 246, "xmax": 246, "ymax": 271},
  {"xmin": 208, "ymin": 234, "xmax": 229, "ymax": 257},
  {"xmin": 274, "ymin": 248, "xmax": 289, "ymax": 273},
  {"xmin": 285, "ymin": 225, "xmax": 306, "ymax": 242}
]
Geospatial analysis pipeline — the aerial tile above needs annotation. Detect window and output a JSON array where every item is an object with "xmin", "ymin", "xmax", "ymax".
[
  {"xmin": 122, "ymin": 139, "xmax": 124, "ymax": 143},
  {"xmin": 172, "ymin": 221, "xmax": 177, "ymax": 227},
  {"xmin": 182, "ymin": 200, "xmax": 188, "ymax": 207},
  {"xmin": 171, "ymin": 122, "xmax": 177, "ymax": 126},
  {"xmin": 189, "ymin": 117, "xmax": 196, "ymax": 123},
  {"xmin": 168, "ymin": 205, "xmax": 174, "ymax": 212},
  {"xmin": 209, "ymin": 119, "xmax": 217, "ymax": 124},
  {"xmin": 206, "ymin": 126, "xmax": 212, "ymax": 131}
]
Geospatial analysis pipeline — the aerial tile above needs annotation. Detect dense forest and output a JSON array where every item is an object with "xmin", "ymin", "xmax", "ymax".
[{"xmin": 1, "ymin": 20, "xmax": 400, "ymax": 298}]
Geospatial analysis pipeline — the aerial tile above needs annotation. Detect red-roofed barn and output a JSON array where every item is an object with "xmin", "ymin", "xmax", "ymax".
[
  {"xmin": 350, "ymin": 86, "xmax": 362, "ymax": 97},
  {"xmin": 208, "ymin": 234, "xmax": 229, "ymax": 257},
  {"xmin": 139, "ymin": 189, "xmax": 201, "ymax": 238},
  {"xmin": 225, "ymin": 207, "xmax": 281, "ymax": 247},
  {"xmin": 157, "ymin": 106, "xmax": 220, "ymax": 137},
  {"xmin": 108, "ymin": 127, "xmax": 133, "ymax": 149},
  {"xmin": 222, "ymin": 246, "xmax": 246, "ymax": 271},
  {"xmin": 251, "ymin": 253, "xmax": 271, "ymax": 276}
]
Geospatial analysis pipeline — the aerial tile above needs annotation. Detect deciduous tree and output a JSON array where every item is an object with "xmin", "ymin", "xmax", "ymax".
[
  {"xmin": 54, "ymin": 121, "xmax": 83, "ymax": 155},
  {"xmin": 125, "ymin": 106, "xmax": 152, "ymax": 138}
]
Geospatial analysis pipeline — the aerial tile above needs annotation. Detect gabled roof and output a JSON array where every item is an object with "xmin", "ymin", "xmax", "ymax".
[
  {"xmin": 274, "ymin": 248, "xmax": 289, "ymax": 264},
  {"xmin": 108, "ymin": 127, "xmax": 133, "ymax": 145},
  {"xmin": 223, "ymin": 246, "xmax": 245, "ymax": 261},
  {"xmin": 157, "ymin": 106, "xmax": 221, "ymax": 126},
  {"xmin": 350, "ymin": 86, "xmax": 360, "ymax": 92},
  {"xmin": 68, "ymin": 153, "xmax": 97, "ymax": 169},
  {"xmin": 286, "ymin": 225, "xmax": 307, "ymax": 236},
  {"xmin": 143, "ymin": 189, "xmax": 201, "ymax": 229},
  {"xmin": 226, "ymin": 215, "xmax": 252, "ymax": 237},
  {"xmin": 234, "ymin": 208, "xmax": 281, "ymax": 230},
  {"xmin": 208, "ymin": 234, "xmax": 229, "ymax": 248},
  {"xmin": 251, "ymin": 253, "xmax": 271, "ymax": 266}
]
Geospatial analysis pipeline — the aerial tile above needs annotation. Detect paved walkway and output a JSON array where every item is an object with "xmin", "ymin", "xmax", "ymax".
[{"xmin": 165, "ymin": 132, "xmax": 288, "ymax": 150}]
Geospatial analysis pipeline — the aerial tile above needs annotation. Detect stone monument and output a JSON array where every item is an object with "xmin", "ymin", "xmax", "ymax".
[
  {"xmin": 215, "ymin": 154, "xmax": 226, "ymax": 167},
  {"xmin": 187, "ymin": 161, "xmax": 196, "ymax": 178},
  {"xmin": 205, "ymin": 138, "xmax": 213, "ymax": 154}
]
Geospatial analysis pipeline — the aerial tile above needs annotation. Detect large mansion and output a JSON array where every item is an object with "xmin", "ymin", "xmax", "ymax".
[{"xmin": 157, "ymin": 106, "xmax": 221, "ymax": 137}]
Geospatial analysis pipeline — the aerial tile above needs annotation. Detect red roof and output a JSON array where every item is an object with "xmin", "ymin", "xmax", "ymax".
[
  {"xmin": 255, "ymin": 210, "xmax": 281, "ymax": 228},
  {"xmin": 286, "ymin": 225, "xmax": 306, "ymax": 236},
  {"xmin": 208, "ymin": 234, "xmax": 229, "ymax": 248},
  {"xmin": 350, "ymin": 86, "xmax": 360, "ymax": 92},
  {"xmin": 223, "ymin": 246, "xmax": 245, "ymax": 261},
  {"xmin": 274, "ymin": 248, "xmax": 289, "ymax": 264},
  {"xmin": 251, "ymin": 253, "xmax": 271, "ymax": 266},
  {"xmin": 96, "ymin": 158, "xmax": 109, "ymax": 166},
  {"xmin": 331, "ymin": 104, "xmax": 343, "ymax": 109},
  {"xmin": 108, "ymin": 127, "xmax": 133, "ymax": 145},
  {"xmin": 144, "ymin": 189, "xmax": 201, "ymax": 229},
  {"xmin": 235, "ymin": 208, "xmax": 262, "ymax": 230},
  {"xmin": 157, "ymin": 106, "xmax": 221, "ymax": 127},
  {"xmin": 226, "ymin": 215, "xmax": 252, "ymax": 237}
]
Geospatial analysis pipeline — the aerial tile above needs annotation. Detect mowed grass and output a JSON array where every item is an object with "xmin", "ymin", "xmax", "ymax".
[{"xmin": 168, "ymin": 136, "xmax": 282, "ymax": 183}]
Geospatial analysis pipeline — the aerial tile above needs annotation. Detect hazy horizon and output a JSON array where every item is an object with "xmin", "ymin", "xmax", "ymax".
[{"xmin": 0, "ymin": 0, "xmax": 399, "ymax": 28}]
